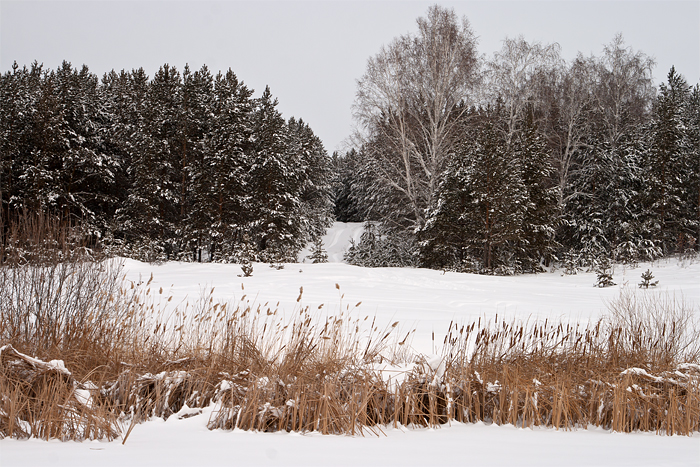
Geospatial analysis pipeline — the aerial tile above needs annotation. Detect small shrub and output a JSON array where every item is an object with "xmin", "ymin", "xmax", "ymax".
[
  {"xmin": 605, "ymin": 289, "xmax": 700, "ymax": 366},
  {"xmin": 237, "ymin": 235, "xmax": 256, "ymax": 276},
  {"xmin": 240, "ymin": 261, "xmax": 254, "ymax": 277}
]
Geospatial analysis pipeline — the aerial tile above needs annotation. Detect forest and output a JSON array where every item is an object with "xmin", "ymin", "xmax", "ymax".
[
  {"xmin": 0, "ymin": 63, "xmax": 333, "ymax": 264},
  {"xmin": 1, "ymin": 5, "xmax": 698, "ymax": 273}
]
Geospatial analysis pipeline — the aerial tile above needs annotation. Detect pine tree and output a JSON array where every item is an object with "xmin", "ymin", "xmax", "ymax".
[
  {"xmin": 248, "ymin": 87, "xmax": 300, "ymax": 262},
  {"xmin": 114, "ymin": 65, "xmax": 181, "ymax": 260},
  {"xmin": 197, "ymin": 69, "xmax": 255, "ymax": 262},
  {"xmin": 0, "ymin": 62, "xmax": 42, "ymax": 222},
  {"xmin": 687, "ymin": 85, "xmax": 700, "ymax": 253},
  {"xmin": 176, "ymin": 65, "xmax": 214, "ymax": 258},
  {"xmin": 594, "ymin": 257, "xmax": 616, "ymax": 287},
  {"xmin": 54, "ymin": 63, "xmax": 117, "ymax": 233},
  {"xmin": 288, "ymin": 117, "xmax": 334, "ymax": 244},
  {"xmin": 237, "ymin": 234, "xmax": 256, "ymax": 276},
  {"xmin": 308, "ymin": 236, "xmax": 328, "ymax": 263},
  {"xmin": 638, "ymin": 269, "xmax": 658, "ymax": 288},
  {"xmin": 3, "ymin": 60, "xmax": 334, "ymax": 264},
  {"xmin": 101, "ymin": 68, "xmax": 146, "ymax": 248},
  {"xmin": 21, "ymin": 67, "xmax": 65, "ymax": 215}
]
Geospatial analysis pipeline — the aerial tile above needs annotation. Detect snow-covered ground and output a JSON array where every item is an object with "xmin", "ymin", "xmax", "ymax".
[
  {"xmin": 3, "ymin": 412, "xmax": 698, "ymax": 466},
  {"xmin": 115, "ymin": 222, "xmax": 700, "ymax": 355},
  {"xmin": 2, "ymin": 223, "xmax": 699, "ymax": 466},
  {"xmin": 298, "ymin": 221, "xmax": 365, "ymax": 263}
]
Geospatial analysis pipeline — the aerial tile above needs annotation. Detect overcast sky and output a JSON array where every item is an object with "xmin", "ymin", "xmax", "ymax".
[{"xmin": 2, "ymin": 0, "xmax": 698, "ymax": 153}]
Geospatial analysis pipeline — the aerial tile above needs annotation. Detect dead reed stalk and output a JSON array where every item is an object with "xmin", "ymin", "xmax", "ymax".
[{"xmin": 1, "ymin": 248, "xmax": 698, "ymax": 440}]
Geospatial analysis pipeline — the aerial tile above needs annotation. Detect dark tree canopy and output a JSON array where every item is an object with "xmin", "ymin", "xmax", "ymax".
[{"xmin": 1, "ymin": 61, "xmax": 333, "ymax": 264}]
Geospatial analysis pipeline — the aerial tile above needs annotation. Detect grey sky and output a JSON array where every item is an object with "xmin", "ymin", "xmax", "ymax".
[{"xmin": 2, "ymin": 0, "xmax": 699, "ymax": 153}]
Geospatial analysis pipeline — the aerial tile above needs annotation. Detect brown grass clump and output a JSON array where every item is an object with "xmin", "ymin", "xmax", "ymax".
[
  {"xmin": 1, "ymin": 210, "xmax": 99, "ymax": 266},
  {"xmin": 0, "ymin": 215, "xmax": 698, "ymax": 440},
  {"xmin": 439, "ymin": 308, "xmax": 700, "ymax": 435},
  {"xmin": 0, "ymin": 344, "xmax": 119, "ymax": 440}
]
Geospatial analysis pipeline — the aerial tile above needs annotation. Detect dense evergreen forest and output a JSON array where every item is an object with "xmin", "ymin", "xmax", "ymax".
[
  {"xmin": 1, "ymin": 6, "xmax": 698, "ymax": 272},
  {"xmin": 0, "ymin": 62, "xmax": 333, "ymax": 263}
]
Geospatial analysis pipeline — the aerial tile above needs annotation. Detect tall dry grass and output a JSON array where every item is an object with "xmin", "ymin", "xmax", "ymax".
[
  {"xmin": 1, "ymin": 214, "xmax": 698, "ymax": 440},
  {"xmin": 1, "ymin": 210, "xmax": 99, "ymax": 266}
]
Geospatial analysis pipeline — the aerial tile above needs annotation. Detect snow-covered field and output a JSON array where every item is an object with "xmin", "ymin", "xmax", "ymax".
[
  {"xmin": 3, "ymin": 415, "xmax": 699, "ymax": 466},
  {"xmin": 2, "ymin": 223, "xmax": 699, "ymax": 466}
]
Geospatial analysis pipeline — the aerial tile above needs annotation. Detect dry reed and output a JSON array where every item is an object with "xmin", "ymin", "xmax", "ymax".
[{"xmin": 1, "ymin": 214, "xmax": 698, "ymax": 441}]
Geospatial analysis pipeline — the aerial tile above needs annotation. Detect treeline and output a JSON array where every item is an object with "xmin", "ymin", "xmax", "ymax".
[
  {"xmin": 2, "ymin": 7, "xmax": 699, "ymax": 273},
  {"xmin": 337, "ymin": 6, "xmax": 699, "ymax": 274},
  {"xmin": 0, "ymin": 61, "xmax": 332, "ymax": 263}
]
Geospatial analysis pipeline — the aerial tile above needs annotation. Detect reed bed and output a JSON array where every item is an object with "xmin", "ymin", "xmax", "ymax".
[{"xmin": 1, "ymin": 221, "xmax": 698, "ymax": 441}]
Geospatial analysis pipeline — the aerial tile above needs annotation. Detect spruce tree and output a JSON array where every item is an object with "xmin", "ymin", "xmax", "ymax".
[
  {"xmin": 594, "ymin": 257, "xmax": 616, "ymax": 287},
  {"xmin": 562, "ymin": 129, "xmax": 654, "ymax": 266},
  {"xmin": 512, "ymin": 113, "xmax": 557, "ymax": 270},
  {"xmin": 638, "ymin": 269, "xmax": 658, "ymax": 288},
  {"xmin": 308, "ymin": 236, "xmax": 328, "ymax": 263},
  {"xmin": 288, "ymin": 117, "xmax": 334, "ymax": 244},
  {"xmin": 645, "ymin": 67, "xmax": 696, "ymax": 254},
  {"xmin": 332, "ymin": 149, "xmax": 369, "ymax": 222},
  {"xmin": 249, "ymin": 86, "xmax": 299, "ymax": 262},
  {"xmin": 421, "ymin": 108, "xmax": 528, "ymax": 273}
]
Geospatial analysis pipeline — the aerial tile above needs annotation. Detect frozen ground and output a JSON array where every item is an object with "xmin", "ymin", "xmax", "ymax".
[
  {"xmin": 2, "ymin": 223, "xmax": 699, "ymax": 466},
  {"xmin": 3, "ymin": 408, "xmax": 698, "ymax": 466}
]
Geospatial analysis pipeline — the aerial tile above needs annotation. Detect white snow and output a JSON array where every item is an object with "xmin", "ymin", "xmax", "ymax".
[
  {"xmin": 2, "ymin": 223, "xmax": 699, "ymax": 466},
  {"xmin": 298, "ymin": 221, "xmax": 365, "ymax": 263},
  {"xmin": 0, "ymin": 345, "xmax": 72, "ymax": 376},
  {"xmin": 2, "ymin": 408, "xmax": 698, "ymax": 467},
  {"xmin": 113, "ymin": 223, "xmax": 700, "ymax": 355}
]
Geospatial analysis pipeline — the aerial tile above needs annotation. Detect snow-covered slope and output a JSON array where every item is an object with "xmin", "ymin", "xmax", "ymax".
[{"xmin": 298, "ymin": 221, "xmax": 365, "ymax": 263}]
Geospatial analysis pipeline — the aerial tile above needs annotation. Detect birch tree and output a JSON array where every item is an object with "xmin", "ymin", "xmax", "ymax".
[
  {"xmin": 353, "ymin": 5, "xmax": 480, "ymax": 228},
  {"xmin": 544, "ymin": 55, "xmax": 597, "ymax": 211},
  {"xmin": 486, "ymin": 36, "xmax": 561, "ymax": 149},
  {"xmin": 592, "ymin": 34, "xmax": 656, "ymax": 148}
]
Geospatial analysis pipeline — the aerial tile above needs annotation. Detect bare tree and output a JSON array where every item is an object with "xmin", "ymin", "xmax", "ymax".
[
  {"xmin": 592, "ymin": 34, "xmax": 656, "ymax": 148},
  {"xmin": 542, "ymin": 35, "xmax": 655, "ymax": 213},
  {"xmin": 353, "ymin": 5, "xmax": 480, "ymax": 228},
  {"xmin": 543, "ymin": 55, "xmax": 598, "ymax": 211},
  {"xmin": 486, "ymin": 36, "xmax": 562, "ymax": 149}
]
